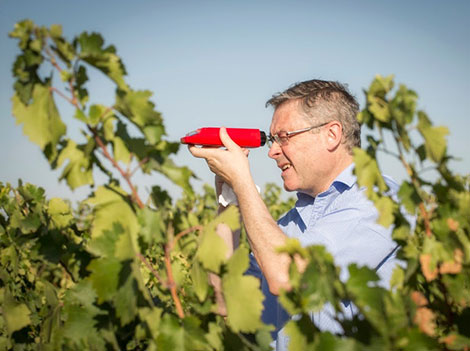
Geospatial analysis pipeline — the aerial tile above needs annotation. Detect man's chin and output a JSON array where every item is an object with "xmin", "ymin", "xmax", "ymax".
[{"xmin": 282, "ymin": 182, "xmax": 298, "ymax": 193}]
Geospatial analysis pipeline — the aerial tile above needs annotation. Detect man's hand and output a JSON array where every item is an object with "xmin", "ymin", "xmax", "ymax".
[{"xmin": 189, "ymin": 127, "xmax": 252, "ymax": 191}]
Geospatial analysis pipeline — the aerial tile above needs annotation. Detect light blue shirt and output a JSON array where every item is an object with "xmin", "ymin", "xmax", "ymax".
[{"xmin": 247, "ymin": 163, "xmax": 400, "ymax": 350}]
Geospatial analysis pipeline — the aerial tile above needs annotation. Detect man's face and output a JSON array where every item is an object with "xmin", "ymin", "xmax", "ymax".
[{"xmin": 268, "ymin": 100, "xmax": 329, "ymax": 196}]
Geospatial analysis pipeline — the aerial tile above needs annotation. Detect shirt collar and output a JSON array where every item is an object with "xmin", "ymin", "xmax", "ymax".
[
  {"xmin": 330, "ymin": 162, "xmax": 356, "ymax": 192},
  {"xmin": 294, "ymin": 163, "xmax": 357, "ymax": 225}
]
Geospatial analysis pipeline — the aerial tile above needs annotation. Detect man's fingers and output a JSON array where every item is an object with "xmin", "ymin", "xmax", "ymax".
[
  {"xmin": 188, "ymin": 145, "xmax": 218, "ymax": 159},
  {"xmin": 219, "ymin": 127, "xmax": 240, "ymax": 151}
]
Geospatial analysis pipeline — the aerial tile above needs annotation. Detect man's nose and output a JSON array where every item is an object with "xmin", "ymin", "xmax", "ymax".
[{"xmin": 268, "ymin": 141, "xmax": 282, "ymax": 159}]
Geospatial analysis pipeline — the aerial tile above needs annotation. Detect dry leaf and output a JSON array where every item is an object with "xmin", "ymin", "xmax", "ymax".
[
  {"xmin": 414, "ymin": 307, "xmax": 436, "ymax": 336},
  {"xmin": 420, "ymin": 253, "xmax": 438, "ymax": 282},
  {"xmin": 447, "ymin": 218, "xmax": 459, "ymax": 232},
  {"xmin": 439, "ymin": 249, "xmax": 464, "ymax": 275},
  {"xmin": 440, "ymin": 334, "xmax": 457, "ymax": 347},
  {"xmin": 411, "ymin": 291, "xmax": 428, "ymax": 307}
]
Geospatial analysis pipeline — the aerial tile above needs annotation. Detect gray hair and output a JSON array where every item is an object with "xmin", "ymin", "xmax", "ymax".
[{"xmin": 266, "ymin": 79, "xmax": 361, "ymax": 152}]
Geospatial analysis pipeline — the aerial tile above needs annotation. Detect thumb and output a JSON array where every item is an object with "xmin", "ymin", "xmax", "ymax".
[{"xmin": 219, "ymin": 127, "xmax": 240, "ymax": 151}]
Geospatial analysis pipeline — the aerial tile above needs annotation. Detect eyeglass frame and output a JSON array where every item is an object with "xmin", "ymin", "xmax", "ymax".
[{"xmin": 266, "ymin": 122, "xmax": 329, "ymax": 147}]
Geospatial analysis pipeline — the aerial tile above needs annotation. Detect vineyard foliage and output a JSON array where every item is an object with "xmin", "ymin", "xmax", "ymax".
[{"xmin": 1, "ymin": 20, "xmax": 469, "ymax": 350}]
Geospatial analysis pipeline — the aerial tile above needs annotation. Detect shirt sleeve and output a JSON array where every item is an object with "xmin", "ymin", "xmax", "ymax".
[{"xmin": 245, "ymin": 252, "xmax": 263, "ymax": 280}]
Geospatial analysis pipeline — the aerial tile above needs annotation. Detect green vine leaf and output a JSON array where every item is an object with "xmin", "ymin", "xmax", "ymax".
[
  {"xmin": 56, "ymin": 139, "xmax": 94, "ymax": 189},
  {"xmin": 2, "ymin": 290, "xmax": 31, "ymax": 335},
  {"xmin": 417, "ymin": 111, "xmax": 449, "ymax": 163},
  {"xmin": 223, "ymin": 246, "xmax": 264, "ymax": 333},
  {"xmin": 197, "ymin": 206, "xmax": 239, "ymax": 273},
  {"xmin": 115, "ymin": 89, "xmax": 164, "ymax": 144},
  {"xmin": 11, "ymin": 85, "xmax": 66, "ymax": 158},
  {"xmin": 87, "ymin": 257, "xmax": 121, "ymax": 303},
  {"xmin": 157, "ymin": 159, "xmax": 195, "ymax": 196},
  {"xmin": 156, "ymin": 314, "xmax": 209, "ymax": 350},
  {"xmin": 47, "ymin": 197, "xmax": 73, "ymax": 228},
  {"xmin": 353, "ymin": 148, "xmax": 387, "ymax": 197},
  {"xmin": 191, "ymin": 260, "xmax": 209, "ymax": 302},
  {"xmin": 77, "ymin": 32, "xmax": 128, "ymax": 90},
  {"xmin": 85, "ymin": 185, "xmax": 139, "ymax": 240}
]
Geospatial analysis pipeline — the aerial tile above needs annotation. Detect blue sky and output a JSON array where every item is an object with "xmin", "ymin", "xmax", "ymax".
[{"xmin": 1, "ymin": 0, "xmax": 469, "ymax": 202}]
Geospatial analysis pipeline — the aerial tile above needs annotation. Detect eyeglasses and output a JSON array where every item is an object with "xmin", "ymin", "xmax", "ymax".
[{"xmin": 267, "ymin": 122, "xmax": 329, "ymax": 147}]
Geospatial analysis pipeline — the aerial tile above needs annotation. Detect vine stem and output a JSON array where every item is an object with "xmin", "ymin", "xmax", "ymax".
[
  {"xmin": 164, "ymin": 244, "xmax": 184, "ymax": 318},
  {"xmin": 44, "ymin": 36, "xmax": 202, "ymax": 319},
  {"xmin": 136, "ymin": 253, "xmax": 167, "ymax": 288},
  {"xmin": 44, "ymin": 42, "xmax": 79, "ymax": 108},
  {"xmin": 437, "ymin": 272, "xmax": 455, "ymax": 328},
  {"xmin": 87, "ymin": 125, "xmax": 145, "ymax": 209},
  {"xmin": 49, "ymin": 87, "xmax": 75, "ymax": 106},
  {"xmin": 59, "ymin": 260, "xmax": 77, "ymax": 283},
  {"xmin": 164, "ymin": 225, "xmax": 203, "ymax": 318},
  {"xmin": 392, "ymin": 124, "xmax": 432, "ymax": 237},
  {"xmin": 130, "ymin": 157, "xmax": 149, "ymax": 177},
  {"xmin": 46, "ymin": 42, "xmax": 145, "ymax": 210},
  {"xmin": 45, "ymin": 39, "xmax": 148, "ymax": 210}
]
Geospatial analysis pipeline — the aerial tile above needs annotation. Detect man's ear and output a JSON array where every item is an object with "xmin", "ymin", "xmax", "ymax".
[{"xmin": 325, "ymin": 121, "xmax": 343, "ymax": 151}]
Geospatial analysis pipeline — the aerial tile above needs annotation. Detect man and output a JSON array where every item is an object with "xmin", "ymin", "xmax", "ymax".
[{"xmin": 189, "ymin": 79, "xmax": 399, "ymax": 350}]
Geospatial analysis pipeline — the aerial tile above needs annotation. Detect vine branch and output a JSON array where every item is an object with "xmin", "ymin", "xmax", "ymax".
[
  {"xmin": 88, "ymin": 125, "xmax": 145, "ymax": 209},
  {"xmin": 44, "ymin": 41, "xmax": 79, "ymax": 108},
  {"xmin": 130, "ymin": 157, "xmax": 149, "ymax": 177},
  {"xmin": 49, "ymin": 86, "xmax": 75, "ymax": 106},
  {"xmin": 136, "ymin": 253, "xmax": 167, "ymax": 288},
  {"xmin": 45, "ymin": 36, "xmax": 147, "ymax": 212},
  {"xmin": 391, "ymin": 124, "xmax": 432, "ymax": 237},
  {"xmin": 164, "ymin": 225, "xmax": 203, "ymax": 319}
]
